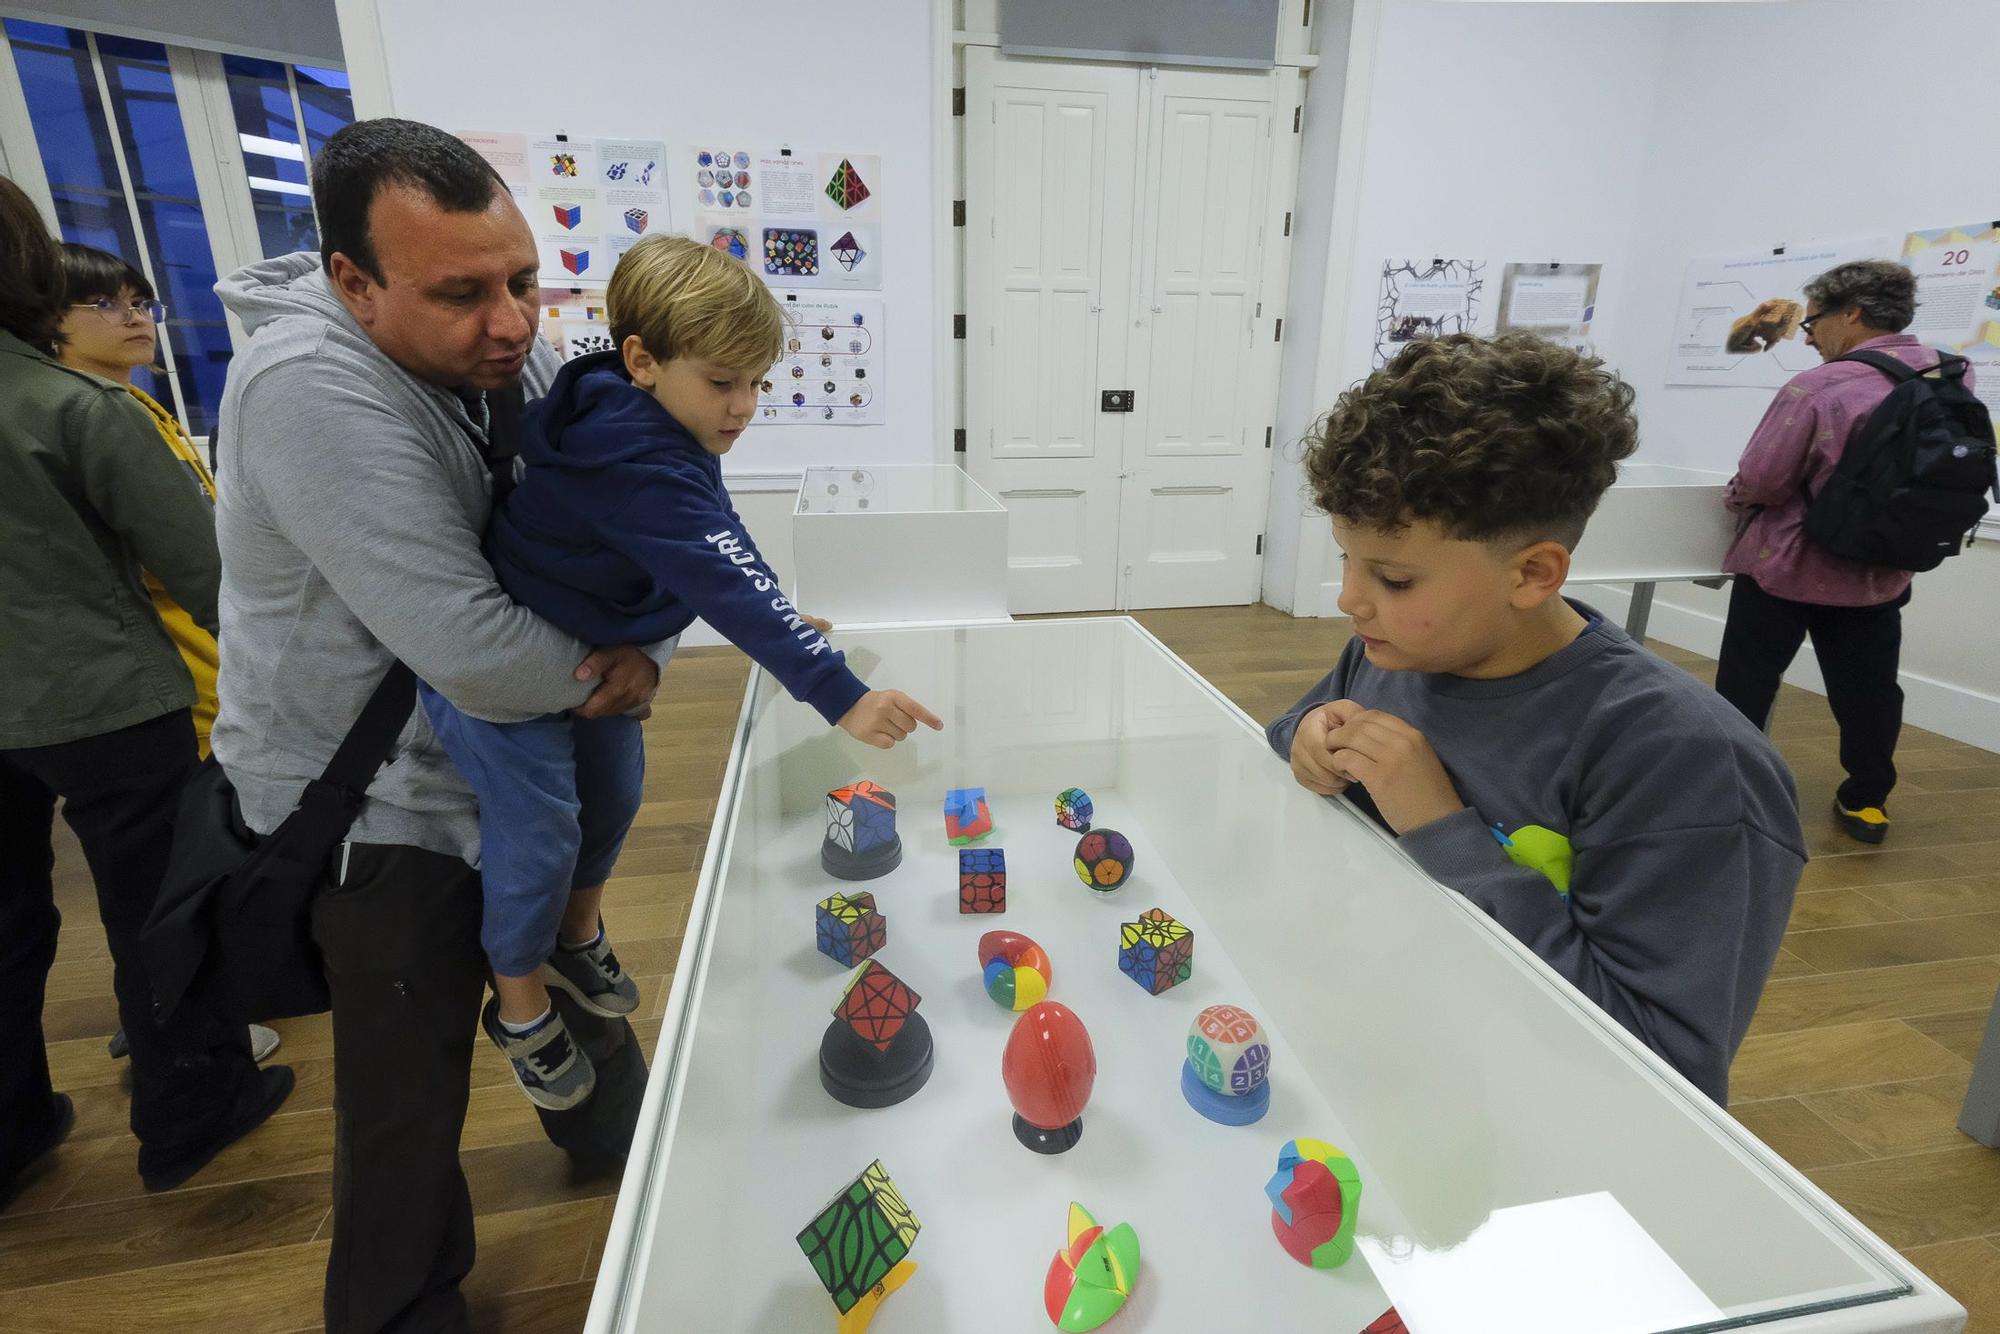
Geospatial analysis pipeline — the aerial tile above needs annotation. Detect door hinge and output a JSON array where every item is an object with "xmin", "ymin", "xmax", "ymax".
[
  {"xmin": 953, "ymin": 428, "xmax": 966, "ymax": 452},
  {"xmin": 1283, "ymin": 211, "xmax": 1292, "ymax": 237},
  {"xmin": 1264, "ymin": 426, "xmax": 1272, "ymax": 449},
  {"xmin": 952, "ymin": 86, "xmax": 965, "ymax": 116},
  {"xmin": 1303, "ymin": 0, "xmax": 1312, "ymax": 27},
  {"xmin": 1292, "ymin": 106, "xmax": 1301, "ymax": 133},
  {"xmin": 1273, "ymin": 318, "xmax": 1283, "ymax": 342},
  {"xmin": 953, "ymin": 314, "xmax": 966, "ymax": 339},
  {"xmin": 953, "ymin": 199, "xmax": 965, "ymax": 227},
  {"xmin": 1255, "ymin": 533, "xmax": 1264, "ymax": 556}
]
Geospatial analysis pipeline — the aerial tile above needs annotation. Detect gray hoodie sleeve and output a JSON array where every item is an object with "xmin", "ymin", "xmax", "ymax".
[
  {"xmin": 1265, "ymin": 639, "xmax": 1364, "ymax": 761},
  {"xmin": 236, "ymin": 360, "xmax": 595, "ymax": 723},
  {"xmin": 1399, "ymin": 762, "xmax": 1802, "ymax": 1105}
]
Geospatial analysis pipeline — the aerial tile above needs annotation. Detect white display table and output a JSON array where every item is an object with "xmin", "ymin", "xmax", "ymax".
[
  {"xmin": 1570, "ymin": 463, "xmax": 1737, "ymax": 643},
  {"xmin": 587, "ymin": 618, "xmax": 1961, "ymax": 1334},
  {"xmin": 790, "ymin": 465, "xmax": 1010, "ymax": 628}
]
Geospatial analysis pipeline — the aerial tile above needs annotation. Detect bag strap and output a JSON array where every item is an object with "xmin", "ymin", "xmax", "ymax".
[
  {"xmin": 482, "ymin": 382, "xmax": 524, "ymax": 503},
  {"xmin": 1833, "ymin": 348, "xmax": 1921, "ymax": 383}
]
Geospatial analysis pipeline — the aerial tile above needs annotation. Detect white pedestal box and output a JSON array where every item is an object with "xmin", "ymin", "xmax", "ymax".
[
  {"xmin": 1570, "ymin": 463, "xmax": 1737, "ymax": 586},
  {"xmin": 791, "ymin": 465, "xmax": 1011, "ymax": 628}
]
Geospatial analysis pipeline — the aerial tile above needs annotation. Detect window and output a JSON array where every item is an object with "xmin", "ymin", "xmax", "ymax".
[
  {"xmin": 222, "ymin": 56, "xmax": 354, "ymax": 258},
  {"xmin": 3, "ymin": 19, "xmax": 354, "ymax": 435}
]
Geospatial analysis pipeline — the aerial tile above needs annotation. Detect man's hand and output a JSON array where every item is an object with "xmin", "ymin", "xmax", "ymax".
[
  {"xmin": 801, "ymin": 613, "xmax": 833, "ymax": 635},
  {"xmin": 838, "ymin": 689, "xmax": 944, "ymax": 750},
  {"xmin": 1288, "ymin": 700, "xmax": 1359, "ymax": 796},
  {"xmin": 574, "ymin": 645, "xmax": 662, "ymax": 720},
  {"xmin": 1323, "ymin": 706, "xmax": 1465, "ymax": 834}
]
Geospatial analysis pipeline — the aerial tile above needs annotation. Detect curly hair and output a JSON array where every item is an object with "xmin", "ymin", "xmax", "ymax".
[
  {"xmin": 1303, "ymin": 333, "xmax": 1638, "ymax": 550},
  {"xmin": 1802, "ymin": 259, "xmax": 1917, "ymax": 333}
]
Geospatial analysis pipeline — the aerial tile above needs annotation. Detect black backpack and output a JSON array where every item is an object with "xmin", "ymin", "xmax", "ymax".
[{"xmin": 1801, "ymin": 349, "xmax": 1999, "ymax": 571}]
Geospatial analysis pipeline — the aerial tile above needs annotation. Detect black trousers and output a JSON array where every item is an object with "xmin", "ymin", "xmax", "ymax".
[
  {"xmin": 315, "ymin": 842, "xmax": 647, "ymax": 1334},
  {"xmin": 0, "ymin": 710, "xmax": 256, "ymax": 1183},
  {"xmin": 1715, "ymin": 575, "xmax": 1909, "ymax": 809}
]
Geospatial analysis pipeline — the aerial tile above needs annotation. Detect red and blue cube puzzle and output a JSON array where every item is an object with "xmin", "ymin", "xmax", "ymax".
[
  {"xmin": 816, "ymin": 890, "xmax": 886, "ymax": 965},
  {"xmin": 623, "ymin": 207, "xmax": 649, "ymax": 234},
  {"xmin": 559, "ymin": 248, "xmax": 590, "ymax": 276},
  {"xmin": 552, "ymin": 202, "xmax": 582, "ymax": 230},
  {"xmin": 958, "ymin": 848, "xmax": 1005, "ymax": 914},
  {"xmin": 943, "ymin": 787, "xmax": 992, "ymax": 845},
  {"xmin": 1118, "ymin": 907, "xmax": 1193, "ymax": 995}
]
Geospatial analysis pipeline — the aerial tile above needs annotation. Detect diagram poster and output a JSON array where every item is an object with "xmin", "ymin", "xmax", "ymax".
[
  {"xmin": 1666, "ymin": 236, "xmax": 1896, "ymax": 388},
  {"xmin": 457, "ymin": 131, "xmax": 669, "ymax": 288},
  {"xmin": 1374, "ymin": 258, "xmax": 1492, "ymax": 367},
  {"xmin": 1902, "ymin": 221, "xmax": 2000, "ymax": 380},
  {"xmin": 758, "ymin": 292, "xmax": 882, "ymax": 425},
  {"xmin": 683, "ymin": 144, "xmax": 884, "ymax": 292},
  {"xmin": 1496, "ymin": 262, "xmax": 1601, "ymax": 352}
]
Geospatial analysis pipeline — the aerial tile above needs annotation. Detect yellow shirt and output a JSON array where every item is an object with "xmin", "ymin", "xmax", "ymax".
[{"xmin": 127, "ymin": 386, "xmax": 219, "ymax": 757}]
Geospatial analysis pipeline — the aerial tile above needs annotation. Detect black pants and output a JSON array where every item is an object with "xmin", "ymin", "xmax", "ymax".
[
  {"xmin": 0, "ymin": 710, "xmax": 256, "ymax": 1182},
  {"xmin": 1715, "ymin": 575, "xmax": 1909, "ymax": 809},
  {"xmin": 315, "ymin": 842, "xmax": 647, "ymax": 1334}
]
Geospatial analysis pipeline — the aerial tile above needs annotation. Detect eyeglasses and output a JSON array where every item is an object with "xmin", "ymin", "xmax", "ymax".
[
  {"xmin": 72, "ymin": 296, "xmax": 167, "ymax": 324},
  {"xmin": 1798, "ymin": 309, "xmax": 1841, "ymax": 336}
]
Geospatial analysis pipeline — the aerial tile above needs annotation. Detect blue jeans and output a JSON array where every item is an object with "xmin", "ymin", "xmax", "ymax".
[{"xmin": 418, "ymin": 684, "xmax": 644, "ymax": 977}]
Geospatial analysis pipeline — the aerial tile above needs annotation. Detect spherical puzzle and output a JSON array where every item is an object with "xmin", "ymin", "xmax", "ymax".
[
  {"xmin": 1073, "ymin": 828, "xmax": 1133, "ymax": 892},
  {"xmin": 1182, "ymin": 1003, "xmax": 1271, "ymax": 1125},
  {"xmin": 978, "ymin": 929, "xmax": 1051, "ymax": 1011},
  {"xmin": 1054, "ymin": 786, "xmax": 1093, "ymax": 832}
]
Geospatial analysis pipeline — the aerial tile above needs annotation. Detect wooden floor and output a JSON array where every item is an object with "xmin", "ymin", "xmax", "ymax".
[{"xmin": 4, "ymin": 603, "xmax": 1998, "ymax": 1331}]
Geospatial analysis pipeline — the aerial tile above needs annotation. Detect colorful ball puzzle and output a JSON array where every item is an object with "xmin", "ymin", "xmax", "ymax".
[
  {"xmin": 1073, "ymin": 828, "xmax": 1133, "ymax": 891},
  {"xmin": 1054, "ymin": 787, "xmax": 1093, "ymax": 832},
  {"xmin": 1182, "ymin": 1003, "xmax": 1271, "ymax": 1124},
  {"xmin": 978, "ymin": 930, "xmax": 1051, "ymax": 1011}
]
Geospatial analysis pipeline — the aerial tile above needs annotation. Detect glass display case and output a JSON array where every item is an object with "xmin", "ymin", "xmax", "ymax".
[
  {"xmin": 587, "ymin": 618, "xmax": 1961, "ymax": 1334},
  {"xmin": 792, "ymin": 465, "xmax": 1010, "ymax": 627}
]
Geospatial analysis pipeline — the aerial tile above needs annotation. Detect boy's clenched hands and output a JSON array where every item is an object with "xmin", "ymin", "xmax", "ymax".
[{"xmin": 1290, "ymin": 699, "xmax": 1466, "ymax": 834}]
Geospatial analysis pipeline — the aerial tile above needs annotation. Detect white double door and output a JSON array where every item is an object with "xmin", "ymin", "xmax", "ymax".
[{"xmin": 965, "ymin": 53, "xmax": 1295, "ymax": 614}]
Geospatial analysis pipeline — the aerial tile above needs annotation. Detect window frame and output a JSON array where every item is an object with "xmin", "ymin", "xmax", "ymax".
[{"xmin": 0, "ymin": 23, "xmax": 348, "ymax": 439}]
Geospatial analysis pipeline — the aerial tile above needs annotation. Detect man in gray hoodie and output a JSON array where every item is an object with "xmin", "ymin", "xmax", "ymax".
[{"xmin": 212, "ymin": 120, "xmax": 663, "ymax": 1333}]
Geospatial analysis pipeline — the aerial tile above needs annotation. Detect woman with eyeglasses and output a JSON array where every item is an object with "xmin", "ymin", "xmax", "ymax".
[
  {"xmin": 55, "ymin": 244, "xmax": 220, "ymax": 758},
  {"xmin": 52, "ymin": 243, "xmax": 284, "ymax": 1071},
  {"xmin": 0, "ymin": 176, "xmax": 292, "ymax": 1207}
]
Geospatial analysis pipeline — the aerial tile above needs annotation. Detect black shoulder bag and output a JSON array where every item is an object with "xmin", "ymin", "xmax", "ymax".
[{"xmin": 142, "ymin": 384, "xmax": 525, "ymax": 1023}]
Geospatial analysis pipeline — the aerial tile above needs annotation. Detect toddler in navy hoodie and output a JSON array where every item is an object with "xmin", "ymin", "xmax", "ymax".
[{"xmin": 421, "ymin": 235, "xmax": 941, "ymax": 1109}]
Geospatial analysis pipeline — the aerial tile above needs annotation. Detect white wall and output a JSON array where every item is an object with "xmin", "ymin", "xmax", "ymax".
[
  {"xmin": 354, "ymin": 0, "xmax": 944, "ymax": 482},
  {"xmin": 1275, "ymin": 0, "xmax": 2000, "ymax": 750},
  {"xmin": 1606, "ymin": 0, "xmax": 2000, "ymax": 751},
  {"xmin": 1277, "ymin": 0, "xmax": 1676, "ymax": 617}
]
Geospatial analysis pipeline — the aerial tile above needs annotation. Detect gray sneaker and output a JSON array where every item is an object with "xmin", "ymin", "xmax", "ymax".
[
  {"xmin": 544, "ymin": 925, "xmax": 641, "ymax": 1018},
  {"xmin": 481, "ymin": 998, "xmax": 596, "ymax": 1111}
]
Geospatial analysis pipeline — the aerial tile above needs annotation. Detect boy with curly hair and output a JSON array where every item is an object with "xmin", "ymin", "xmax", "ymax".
[{"xmin": 1268, "ymin": 334, "xmax": 1804, "ymax": 1103}]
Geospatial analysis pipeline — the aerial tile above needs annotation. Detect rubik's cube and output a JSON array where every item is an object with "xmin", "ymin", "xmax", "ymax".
[
  {"xmin": 833, "ymin": 959, "xmax": 921, "ymax": 1053},
  {"xmin": 943, "ymin": 786, "xmax": 992, "ymax": 844},
  {"xmin": 958, "ymin": 847, "xmax": 1006, "ymax": 914},
  {"xmin": 796, "ymin": 1160, "xmax": 920, "ymax": 1317},
  {"xmin": 623, "ymin": 207, "xmax": 649, "ymax": 234},
  {"xmin": 1119, "ymin": 908, "xmax": 1193, "ymax": 995},
  {"xmin": 559, "ymin": 249, "xmax": 589, "ymax": 276},
  {"xmin": 827, "ymin": 781, "xmax": 897, "ymax": 854},
  {"xmin": 764, "ymin": 228, "xmax": 819, "ymax": 276},
  {"xmin": 552, "ymin": 203, "xmax": 581, "ymax": 230},
  {"xmin": 816, "ymin": 891, "xmax": 886, "ymax": 965},
  {"xmin": 825, "ymin": 157, "xmax": 872, "ymax": 210},
  {"xmin": 831, "ymin": 230, "xmax": 866, "ymax": 271}
]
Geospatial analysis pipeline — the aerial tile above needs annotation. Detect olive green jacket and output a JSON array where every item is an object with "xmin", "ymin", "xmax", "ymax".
[{"xmin": 0, "ymin": 328, "xmax": 218, "ymax": 748}]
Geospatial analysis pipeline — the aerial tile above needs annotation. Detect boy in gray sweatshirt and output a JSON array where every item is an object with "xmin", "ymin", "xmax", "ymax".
[{"xmin": 1267, "ymin": 333, "xmax": 1804, "ymax": 1104}]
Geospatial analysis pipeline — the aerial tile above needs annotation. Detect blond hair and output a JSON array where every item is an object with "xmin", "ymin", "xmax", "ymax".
[{"xmin": 605, "ymin": 233, "xmax": 786, "ymax": 370}]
